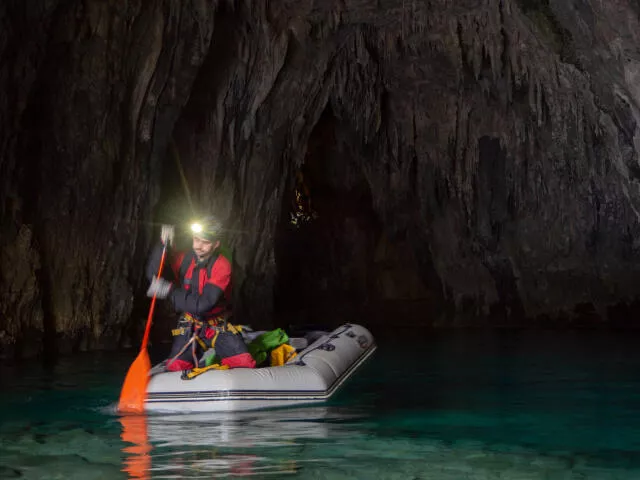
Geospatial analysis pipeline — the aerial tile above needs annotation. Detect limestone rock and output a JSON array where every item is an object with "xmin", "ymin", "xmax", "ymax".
[{"xmin": 2, "ymin": 0, "xmax": 640, "ymax": 356}]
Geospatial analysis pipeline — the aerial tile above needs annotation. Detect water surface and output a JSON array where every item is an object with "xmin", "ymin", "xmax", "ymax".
[{"xmin": 1, "ymin": 329, "xmax": 640, "ymax": 479}]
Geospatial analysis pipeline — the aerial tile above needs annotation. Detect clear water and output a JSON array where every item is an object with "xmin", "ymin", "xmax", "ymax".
[{"xmin": 2, "ymin": 329, "xmax": 640, "ymax": 479}]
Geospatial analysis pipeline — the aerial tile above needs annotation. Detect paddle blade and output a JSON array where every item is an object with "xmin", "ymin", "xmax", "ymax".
[{"xmin": 118, "ymin": 349, "xmax": 151, "ymax": 414}]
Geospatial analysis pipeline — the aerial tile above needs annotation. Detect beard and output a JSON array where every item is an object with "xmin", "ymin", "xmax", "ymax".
[{"xmin": 195, "ymin": 251, "xmax": 212, "ymax": 262}]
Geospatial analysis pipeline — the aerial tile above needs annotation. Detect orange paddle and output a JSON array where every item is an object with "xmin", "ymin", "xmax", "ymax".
[{"xmin": 118, "ymin": 244, "xmax": 167, "ymax": 414}]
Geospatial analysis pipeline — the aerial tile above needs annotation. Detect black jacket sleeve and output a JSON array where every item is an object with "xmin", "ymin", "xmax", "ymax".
[
  {"xmin": 146, "ymin": 242, "xmax": 177, "ymax": 283},
  {"xmin": 169, "ymin": 283, "xmax": 223, "ymax": 315}
]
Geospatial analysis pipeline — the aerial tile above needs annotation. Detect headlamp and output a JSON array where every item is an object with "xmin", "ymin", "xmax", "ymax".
[{"xmin": 189, "ymin": 218, "xmax": 220, "ymax": 242}]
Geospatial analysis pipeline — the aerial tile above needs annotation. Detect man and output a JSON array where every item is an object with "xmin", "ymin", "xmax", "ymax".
[{"xmin": 146, "ymin": 217, "xmax": 255, "ymax": 372}]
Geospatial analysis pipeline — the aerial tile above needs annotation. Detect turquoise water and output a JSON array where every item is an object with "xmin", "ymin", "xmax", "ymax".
[{"xmin": 2, "ymin": 329, "xmax": 640, "ymax": 479}]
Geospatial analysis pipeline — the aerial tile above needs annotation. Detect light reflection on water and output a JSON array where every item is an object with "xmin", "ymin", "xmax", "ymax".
[
  {"xmin": 3, "ymin": 330, "xmax": 640, "ymax": 478},
  {"xmin": 120, "ymin": 406, "xmax": 369, "ymax": 479}
]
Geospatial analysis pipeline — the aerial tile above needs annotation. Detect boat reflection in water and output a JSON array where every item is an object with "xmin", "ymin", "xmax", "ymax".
[{"xmin": 120, "ymin": 406, "xmax": 367, "ymax": 478}]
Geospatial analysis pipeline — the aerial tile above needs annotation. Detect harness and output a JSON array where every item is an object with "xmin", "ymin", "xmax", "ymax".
[
  {"xmin": 165, "ymin": 251, "xmax": 236, "ymax": 374},
  {"xmin": 167, "ymin": 314, "xmax": 243, "ymax": 371}
]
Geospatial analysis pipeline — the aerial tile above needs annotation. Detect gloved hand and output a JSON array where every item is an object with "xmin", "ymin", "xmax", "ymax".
[
  {"xmin": 147, "ymin": 276, "xmax": 172, "ymax": 299},
  {"xmin": 160, "ymin": 224, "xmax": 175, "ymax": 246}
]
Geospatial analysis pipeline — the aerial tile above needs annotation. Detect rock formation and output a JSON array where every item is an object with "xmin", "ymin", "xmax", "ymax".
[{"xmin": 2, "ymin": 0, "xmax": 640, "ymax": 357}]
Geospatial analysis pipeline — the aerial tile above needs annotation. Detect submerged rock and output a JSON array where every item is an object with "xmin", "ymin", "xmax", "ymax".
[{"xmin": 0, "ymin": 466, "xmax": 22, "ymax": 478}]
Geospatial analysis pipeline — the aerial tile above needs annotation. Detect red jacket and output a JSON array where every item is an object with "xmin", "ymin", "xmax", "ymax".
[{"xmin": 147, "ymin": 243, "xmax": 232, "ymax": 320}]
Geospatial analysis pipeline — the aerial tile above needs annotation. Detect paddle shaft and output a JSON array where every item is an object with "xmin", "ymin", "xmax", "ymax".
[
  {"xmin": 117, "ymin": 242, "xmax": 168, "ymax": 414},
  {"xmin": 141, "ymin": 244, "xmax": 167, "ymax": 351}
]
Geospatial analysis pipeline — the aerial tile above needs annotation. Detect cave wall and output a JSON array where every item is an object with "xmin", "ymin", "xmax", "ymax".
[
  {"xmin": 2, "ymin": 0, "xmax": 640, "ymax": 356},
  {"xmin": 172, "ymin": 0, "xmax": 640, "ymax": 327},
  {"xmin": 0, "ymin": 0, "xmax": 215, "ymax": 356}
]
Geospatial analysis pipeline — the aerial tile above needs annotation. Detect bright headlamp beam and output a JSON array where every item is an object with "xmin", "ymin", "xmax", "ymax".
[{"xmin": 191, "ymin": 223, "xmax": 203, "ymax": 233}]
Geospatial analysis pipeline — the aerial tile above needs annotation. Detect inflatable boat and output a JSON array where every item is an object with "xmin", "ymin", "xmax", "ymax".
[{"xmin": 144, "ymin": 323, "xmax": 376, "ymax": 413}]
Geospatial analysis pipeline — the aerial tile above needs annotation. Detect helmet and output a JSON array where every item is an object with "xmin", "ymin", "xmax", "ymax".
[{"xmin": 189, "ymin": 216, "xmax": 222, "ymax": 242}]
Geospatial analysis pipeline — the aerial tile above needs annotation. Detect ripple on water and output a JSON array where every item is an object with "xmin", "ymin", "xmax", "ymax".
[{"xmin": 3, "ymin": 332, "xmax": 640, "ymax": 479}]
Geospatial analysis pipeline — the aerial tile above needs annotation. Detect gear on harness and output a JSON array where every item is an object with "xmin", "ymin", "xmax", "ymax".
[
  {"xmin": 181, "ymin": 363, "xmax": 229, "ymax": 380},
  {"xmin": 166, "ymin": 314, "xmax": 252, "ymax": 372}
]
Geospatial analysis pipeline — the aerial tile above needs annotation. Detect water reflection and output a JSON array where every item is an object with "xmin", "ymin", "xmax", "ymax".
[
  {"xmin": 120, "ymin": 415, "xmax": 152, "ymax": 480},
  {"xmin": 120, "ymin": 406, "xmax": 366, "ymax": 478}
]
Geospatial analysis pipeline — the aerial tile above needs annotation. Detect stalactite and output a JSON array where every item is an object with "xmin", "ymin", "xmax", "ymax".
[{"xmin": 3, "ymin": 0, "xmax": 640, "ymax": 355}]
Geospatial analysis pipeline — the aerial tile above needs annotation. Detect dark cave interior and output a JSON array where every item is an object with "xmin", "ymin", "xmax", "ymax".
[{"xmin": 274, "ymin": 105, "xmax": 380, "ymax": 330}]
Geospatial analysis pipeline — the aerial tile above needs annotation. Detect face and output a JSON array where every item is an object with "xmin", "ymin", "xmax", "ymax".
[{"xmin": 192, "ymin": 236, "xmax": 220, "ymax": 262}]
